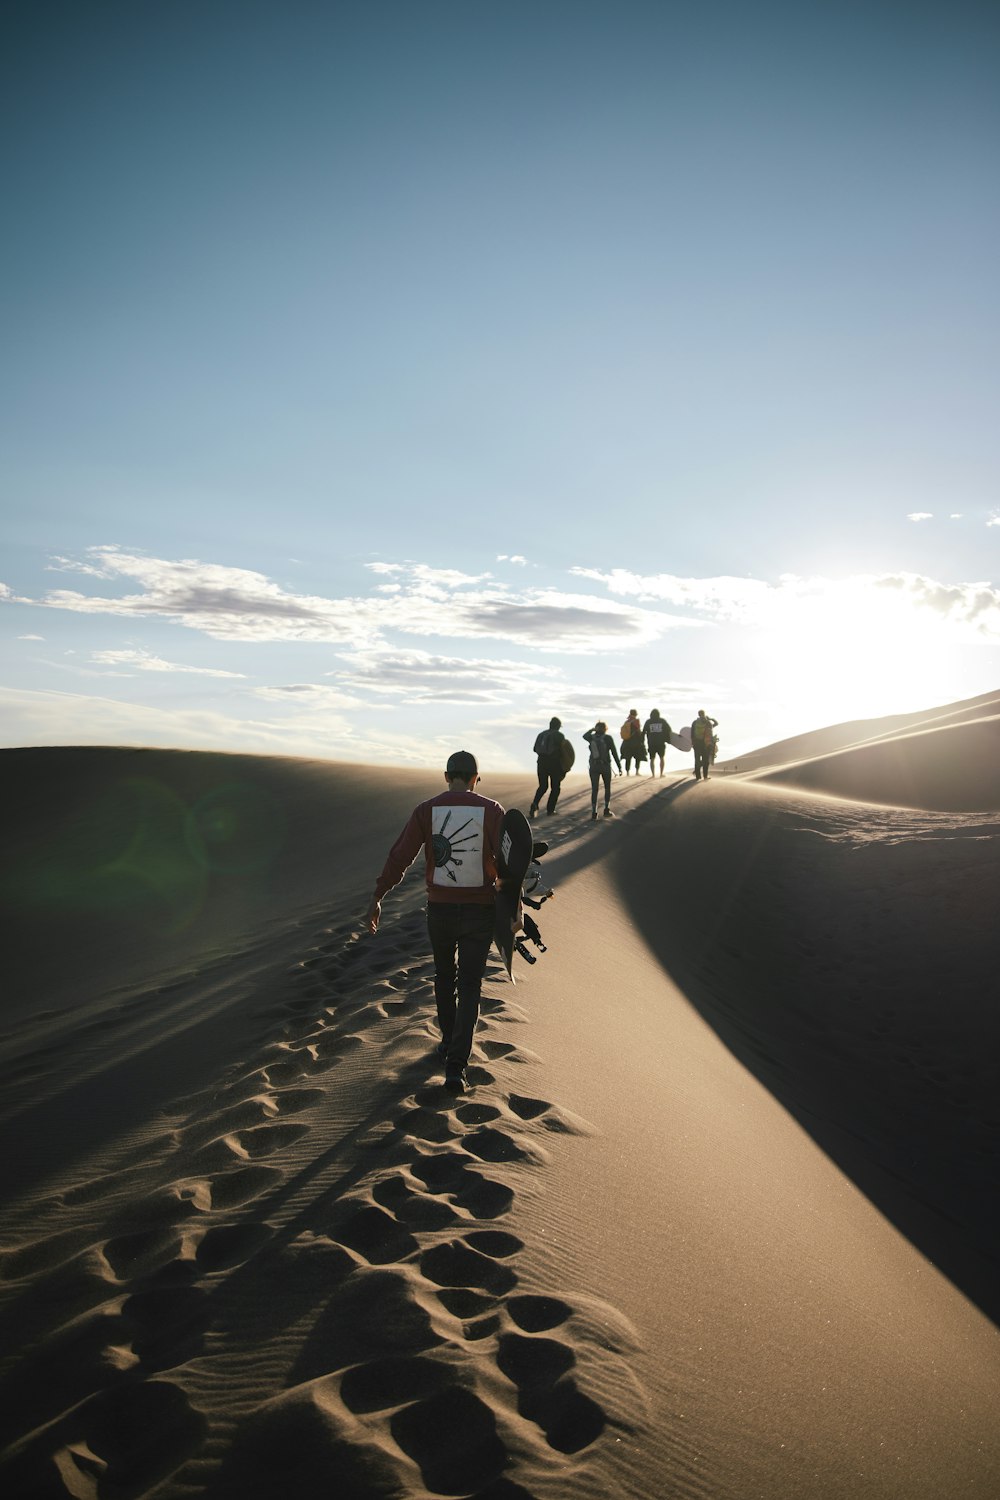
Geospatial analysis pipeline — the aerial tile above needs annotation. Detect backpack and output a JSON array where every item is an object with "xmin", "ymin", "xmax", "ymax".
[
  {"xmin": 692, "ymin": 718, "xmax": 710, "ymax": 742},
  {"xmin": 620, "ymin": 719, "xmax": 633, "ymax": 741}
]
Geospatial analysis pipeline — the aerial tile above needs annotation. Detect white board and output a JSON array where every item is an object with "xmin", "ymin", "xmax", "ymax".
[{"xmin": 670, "ymin": 726, "xmax": 692, "ymax": 752}]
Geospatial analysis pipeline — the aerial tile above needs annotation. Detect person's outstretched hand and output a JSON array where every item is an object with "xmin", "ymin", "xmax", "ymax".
[{"xmin": 365, "ymin": 898, "xmax": 381, "ymax": 935}]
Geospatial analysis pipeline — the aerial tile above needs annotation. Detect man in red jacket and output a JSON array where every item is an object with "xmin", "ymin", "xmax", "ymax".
[{"xmin": 365, "ymin": 750, "xmax": 505, "ymax": 1094}]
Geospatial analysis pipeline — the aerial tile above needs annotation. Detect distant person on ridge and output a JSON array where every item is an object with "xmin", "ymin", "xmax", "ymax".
[
  {"xmin": 691, "ymin": 710, "xmax": 719, "ymax": 781},
  {"xmin": 620, "ymin": 708, "xmax": 645, "ymax": 775},
  {"xmin": 584, "ymin": 721, "xmax": 622, "ymax": 819},
  {"xmin": 365, "ymin": 751, "xmax": 504, "ymax": 1095},
  {"xmin": 529, "ymin": 716, "xmax": 566, "ymax": 819},
  {"xmin": 643, "ymin": 708, "xmax": 672, "ymax": 777}
]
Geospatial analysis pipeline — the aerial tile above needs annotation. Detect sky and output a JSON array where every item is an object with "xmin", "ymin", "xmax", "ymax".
[{"xmin": 2, "ymin": 0, "xmax": 999, "ymax": 770}]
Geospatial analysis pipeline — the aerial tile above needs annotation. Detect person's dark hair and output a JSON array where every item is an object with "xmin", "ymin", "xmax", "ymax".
[
  {"xmin": 651, "ymin": 708, "xmax": 660, "ymax": 717},
  {"xmin": 595, "ymin": 720, "xmax": 607, "ymax": 734},
  {"xmin": 549, "ymin": 717, "xmax": 561, "ymax": 729},
  {"xmin": 445, "ymin": 750, "xmax": 478, "ymax": 779}
]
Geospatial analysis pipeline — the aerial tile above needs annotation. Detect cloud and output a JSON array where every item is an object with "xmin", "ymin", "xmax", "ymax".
[
  {"xmin": 497, "ymin": 554, "xmax": 528, "ymax": 565},
  {"xmin": 20, "ymin": 548, "xmax": 681, "ymax": 655},
  {"xmin": 18, "ymin": 633, "xmax": 45, "ymax": 641},
  {"xmin": 987, "ymin": 515, "xmax": 1000, "ymax": 528},
  {"xmin": 91, "ymin": 648, "xmax": 247, "ymax": 678},
  {"xmin": 571, "ymin": 566, "xmax": 772, "ymax": 623},
  {"xmin": 253, "ymin": 683, "xmax": 366, "ymax": 708},
  {"xmin": 365, "ymin": 562, "xmax": 490, "ymax": 590},
  {"xmin": 873, "ymin": 572, "xmax": 1000, "ymax": 634},
  {"xmin": 576, "ymin": 565, "xmax": 1000, "ymax": 643},
  {"xmin": 31, "ymin": 547, "xmax": 384, "ymax": 644},
  {"xmin": 906, "ymin": 512, "xmax": 934, "ymax": 522},
  {"xmin": 332, "ymin": 648, "xmax": 561, "ymax": 704}
]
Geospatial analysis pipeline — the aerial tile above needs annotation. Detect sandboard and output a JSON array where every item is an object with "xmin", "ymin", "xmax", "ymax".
[
  {"xmin": 494, "ymin": 808, "xmax": 534, "ymax": 981},
  {"xmin": 671, "ymin": 726, "xmax": 692, "ymax": 752}
]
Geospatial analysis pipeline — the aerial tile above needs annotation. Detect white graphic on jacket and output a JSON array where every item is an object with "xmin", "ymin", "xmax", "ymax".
[{"xmin": 431, "ymin": 805, "xmax": 485, "ymax": 887}]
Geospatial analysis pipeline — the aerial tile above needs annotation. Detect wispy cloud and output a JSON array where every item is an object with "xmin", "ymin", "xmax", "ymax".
[
  {"xmin": 91, "ymin": 648, "xmax": 247, "ymax": 678},
  {"xmin": 332, "ymin": 648, "xmax": 561, "ymax": 705},
  {"xmin": 907, "ymin": 512, "xmax": 934, "ymax": 522}
]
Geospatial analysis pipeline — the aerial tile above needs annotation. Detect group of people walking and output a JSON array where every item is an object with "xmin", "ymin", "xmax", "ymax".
[
  {"xmin": 530, "ymin": 708, "xmax": 718, "ymax": 820},
  {"xmin": 365, "ymin": 711, "xmax": 719, "ymax": 1092}
]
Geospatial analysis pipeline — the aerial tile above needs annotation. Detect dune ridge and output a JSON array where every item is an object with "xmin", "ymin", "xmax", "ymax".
[{"xmin": 2, "ymin": 702, "xmax": 999, "ymax": 1498}]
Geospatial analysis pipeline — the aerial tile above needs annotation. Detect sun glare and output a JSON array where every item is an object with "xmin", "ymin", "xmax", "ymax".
[{"xmin": 752, "ymin": 582, "xmax": 959, "ymax": 740}]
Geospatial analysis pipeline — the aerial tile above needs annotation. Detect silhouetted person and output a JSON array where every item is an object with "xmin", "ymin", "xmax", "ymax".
[
  {"xmin": 643, "ymin": 709, "xmax": 672, "ymax": 777},
  {"xmin": 529, "ymin": 717, "xmax": 566, "ymax": 818},
  {"xmin": 584, "ymin": 721, "xmax": 622, "ymax": 818},
  {"xmin": 691, "ymin": 710, "xmax": 718, "ymax": 781},
  {"xmin": 620, "ymin": 708, "xmax": 645, "ymax": 774}
]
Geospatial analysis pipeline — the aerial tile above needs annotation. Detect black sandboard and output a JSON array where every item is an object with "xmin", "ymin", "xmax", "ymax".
[{"xmin": 494, "ymin": 807, "xmax": 534, "ymax": 981}]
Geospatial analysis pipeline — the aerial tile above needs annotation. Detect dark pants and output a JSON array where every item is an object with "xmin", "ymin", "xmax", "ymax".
[
  {"xmin": 426, "ymin": 901, "xmax": 495, "ymax": 1069},
  {"xmin": 531, "ymin": 757, "xmax": 563, "ymax": 814},
  {"xmin": 590, "ymin": 765, "xmax": 612, "ymax": 811},
  {"xmin": 693, "ymin": 744, "xmax": 712, "ymax": 778},
  {"xmin": 623, "ymin": 741, "xmax": 643, "ymax": 770}
]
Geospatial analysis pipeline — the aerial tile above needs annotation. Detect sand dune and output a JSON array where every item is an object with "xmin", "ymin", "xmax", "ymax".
[{"xmin": 1, "ymin": 711, "xmax": 999, "ymax": 1498}]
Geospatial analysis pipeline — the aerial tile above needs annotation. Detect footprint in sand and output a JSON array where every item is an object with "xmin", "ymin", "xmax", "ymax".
[
  {"xmin": 461, "ymin": 1127, "xmax": 542, "ymax": 1165},
  {"xmin": 507, "ymin": 1294, "xmax": 573, "ymax": 1332},
  {"xmin": 395, "ymin": 1105, "xmax": 458, "ymax": 1145},
  {"xmin": 171, "ymin": 1164, "xmax": 281, "ymax": 1215},
  {"xmin": 338, "ymin": 1353, "xmax": 453, "ymax": 1413},
  {"xmin": 419, "ymin": 1239, "xmax": 518, "ymax": 1297},
  {"xmin": 233, "ymin": 1122, "xmax": 311, "ymax": 1159},
  {"xmin": 123, "ymin": 1282, "xmax": 208, "ymax": 1372},
  {"xmin": 390, "ymin": 1385, "xmax": 507, "ymax": 1495},
  {"xmin": 273, "ymin": 1085, "xmax": 325, "ymax": 1114},
  {"xmin": 0, "ymin": 1378, "xmax": 207, "ymax": 1499},
  {"xmin": 370, "ymin": 1174, "xmax": 460, "ymax": 1231},
  {"xmin": 495, "ymin": 1333, "xmax": 605, "ymax": 1455},
  {"xmin": 408, "ymin": 1150, "xmax": 515, "ymax": 1220},
  {"xmin": 327, "ymin": 1204, "xmax": 420, "ymax": 1265},
  {"xmin": 103, "ymin": 1226, "xmax": 185, "ymax": 1282},
  {"xmin": 195, "ymin": 1222, "xmax": 273, "ymax": 1272},
  {"xmin": 507, "ymin": 1094, "xmax": 550, "ymax": 1121}
]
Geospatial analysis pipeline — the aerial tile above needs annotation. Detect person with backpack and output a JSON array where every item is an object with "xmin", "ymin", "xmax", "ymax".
[
  {"xmin": 691, "ymin": 709, "xmax": 719, "ymax": 781},
  {"xmin": 643, "ymin": 708, "xmax": 673, "ymax": 777},
  {"xmin": 529, "ymin": 717, "xmax": 568, "ymax": 818},
  {"xmin": 584, "ymin": 721, "xmax": 622, "ymax": 819},
  {"xmin": 619, "ymin": 708, "xmax": 646, "ymax": 775}
]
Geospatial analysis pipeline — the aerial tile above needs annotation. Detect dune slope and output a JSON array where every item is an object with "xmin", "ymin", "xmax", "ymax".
[{"xmin": 1, "ymin": 721, "xmax": 998, "ymax": 1499}]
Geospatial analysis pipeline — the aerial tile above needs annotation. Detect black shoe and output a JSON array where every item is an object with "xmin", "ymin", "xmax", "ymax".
[
  {"xmin": 436, "ymin": 1040, "xmax": 450, "ymax": 1058},
  {"xmin": 444, "ymin": 1068, "xmax": 468, "ymax": 1095},
  {"xmin": 591, "ymin": 809, "xmax": 597, "ymax": 820},
  {"xmin": 603, "ymin": 807, "xmax": 614, "ymax": 817}
]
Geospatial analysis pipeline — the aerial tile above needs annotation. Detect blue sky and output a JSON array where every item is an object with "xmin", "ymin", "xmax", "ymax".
[{"xmin": 3, "ymin": 0, "xmax": 999, "ymax": 768}]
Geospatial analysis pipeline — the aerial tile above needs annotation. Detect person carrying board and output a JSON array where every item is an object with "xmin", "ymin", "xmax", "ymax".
[{"xmin": 365, "ymin": 751, "xmax": 504, "ymax": 1095}]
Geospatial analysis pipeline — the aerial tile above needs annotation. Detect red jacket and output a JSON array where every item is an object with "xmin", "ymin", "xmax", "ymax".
[{"xmin": 374, "ymin": 789, "xmax": 504, "ymax": 905}]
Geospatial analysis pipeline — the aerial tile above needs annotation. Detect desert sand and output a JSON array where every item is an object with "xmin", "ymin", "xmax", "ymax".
[{"xmin": 1, "ymin": 693, "xmax": 999, "ymax": 1499}]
